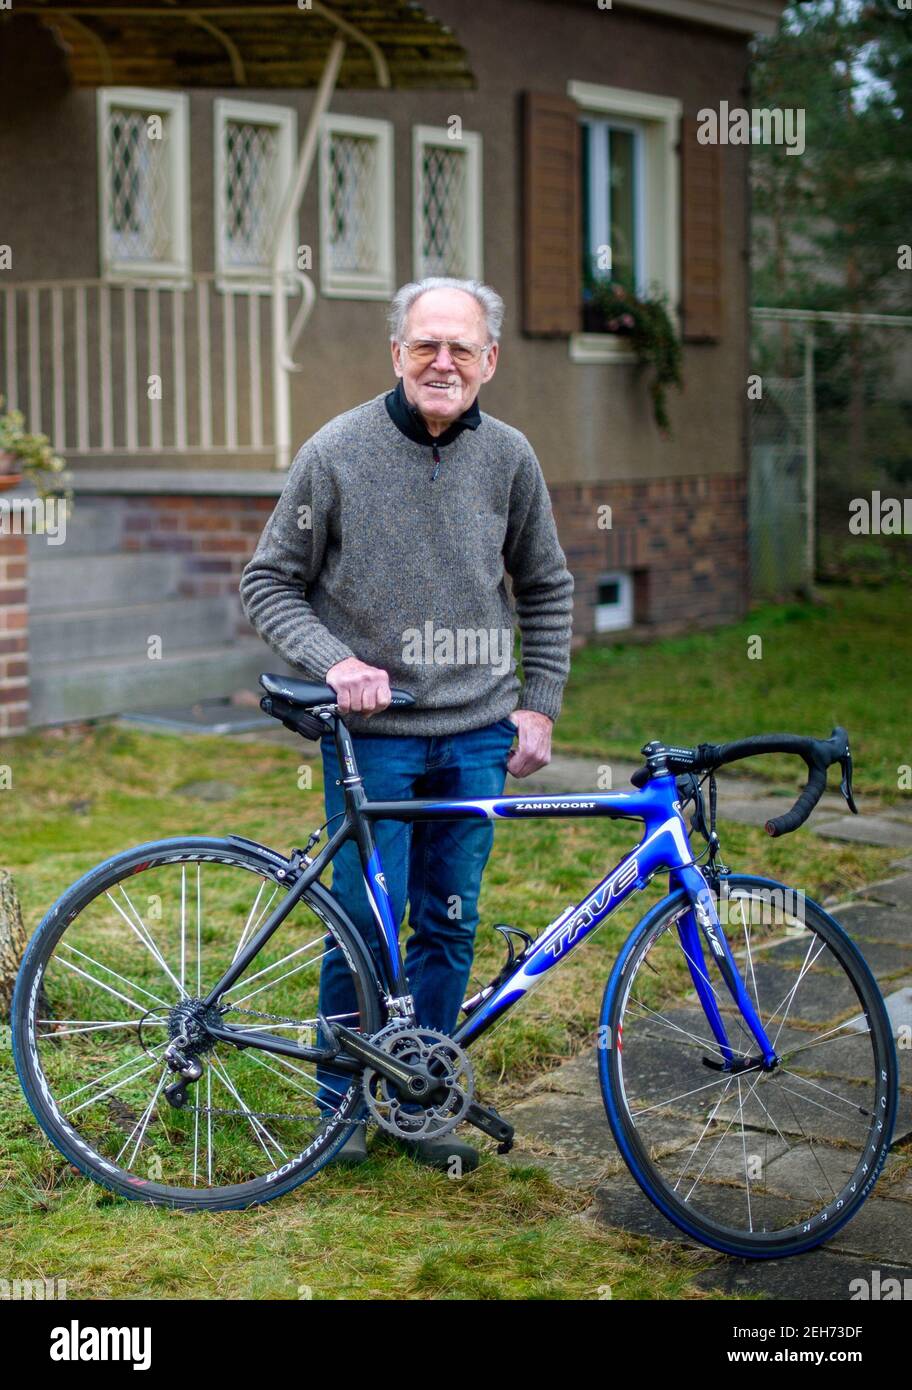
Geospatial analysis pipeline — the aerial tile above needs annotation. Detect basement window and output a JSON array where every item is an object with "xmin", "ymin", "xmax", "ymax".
[{"xmin": 594, "ymin": 571, "xmax": 633, "ymax": 633}]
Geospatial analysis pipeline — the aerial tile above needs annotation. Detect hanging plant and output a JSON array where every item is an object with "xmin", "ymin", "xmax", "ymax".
[{"xmin": 582, "ymin": 278, "xmax": 684, "ymax": 434}]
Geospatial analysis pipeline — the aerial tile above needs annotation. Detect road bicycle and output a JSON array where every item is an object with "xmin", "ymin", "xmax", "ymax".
[{"xmin": 12, "ymin": 673, "xmax": 898, "ymax": 1259}]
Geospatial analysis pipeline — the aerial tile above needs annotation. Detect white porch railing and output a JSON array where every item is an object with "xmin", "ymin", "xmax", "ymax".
[{"xmin": 1, "ymin": 272, "xmax": 313, "ymax": 467}]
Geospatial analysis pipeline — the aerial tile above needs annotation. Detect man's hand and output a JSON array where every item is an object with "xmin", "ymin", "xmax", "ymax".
[
  {"xmin": 505, "ymin": 710, "xmax": 553, "ymax": 779},
  {"xmin": 325, "ymin": 657, "xmax": 392, "ymax": 717}
]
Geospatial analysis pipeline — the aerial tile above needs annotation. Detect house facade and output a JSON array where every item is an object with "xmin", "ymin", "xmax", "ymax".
[{"xmin": 0, "ymin": 0, "xmax": 786, "ymax": 731}]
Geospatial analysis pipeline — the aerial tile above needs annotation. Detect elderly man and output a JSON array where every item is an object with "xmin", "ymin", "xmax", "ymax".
[{"xmin": 240, "ymin": 276, "xmax": 573, "ymax": 1169}]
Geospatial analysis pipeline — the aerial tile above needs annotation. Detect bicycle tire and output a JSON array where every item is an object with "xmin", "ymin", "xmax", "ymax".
[
  {"xmin": 12, "ymin": 835, "xmax": 385, "ymax": 1211},
  {"xmin": 599, "ymin": 874, "xmax": 898, "ymax": 1259}
]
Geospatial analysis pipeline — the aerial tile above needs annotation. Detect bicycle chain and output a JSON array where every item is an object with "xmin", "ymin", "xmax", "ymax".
[{"xmin": 171, "ymin": 1005, "xmax": 372, "ymax": 1126}]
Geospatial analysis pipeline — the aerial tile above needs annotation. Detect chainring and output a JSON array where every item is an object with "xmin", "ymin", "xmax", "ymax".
[{"xmin": 362, "ymin": 1022, "xmax": 475, "ymax": 1141}]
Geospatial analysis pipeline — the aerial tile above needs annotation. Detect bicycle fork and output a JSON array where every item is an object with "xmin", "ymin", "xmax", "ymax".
[{"xmin": 671, "ymin": 865, "xmax": 779, "ymax": 1073}]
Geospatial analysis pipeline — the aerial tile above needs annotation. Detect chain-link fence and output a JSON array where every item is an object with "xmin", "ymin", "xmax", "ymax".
[{"xmin": 749, "ymin": 309, "xmax": 912, "ymax": 599}]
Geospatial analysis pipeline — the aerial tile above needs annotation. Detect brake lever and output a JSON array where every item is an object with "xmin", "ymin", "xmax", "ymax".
[
  {"xmin": 839, "ymin": 746, "xmax": 858, "ymax": 815},
  {"xmin": 676, "ymin": 773, "xmax": 709, "ymax": 840}
]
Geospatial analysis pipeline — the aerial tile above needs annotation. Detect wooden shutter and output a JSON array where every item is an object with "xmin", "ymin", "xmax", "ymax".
[
  {"xmin": 522, "ymin": 92, "xmax": 581, "ymax": 336},
  {"xmin": 681, "ymin": 117, "xmax": 723, "ymax": 342}
]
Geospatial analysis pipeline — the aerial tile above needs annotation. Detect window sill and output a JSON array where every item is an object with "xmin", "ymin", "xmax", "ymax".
[
  {"xmin": 214, "ymin": 275, "xmax": 298, "ymax": 296},
  {"xmin": 569, "ymin": 333, "xmax": 637, "ymax": 365}
]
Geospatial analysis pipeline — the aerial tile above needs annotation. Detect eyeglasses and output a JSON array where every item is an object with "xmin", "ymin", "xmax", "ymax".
[{"xmin": 401, "ymin": 338, "xmax": 492, "ymax": 366}]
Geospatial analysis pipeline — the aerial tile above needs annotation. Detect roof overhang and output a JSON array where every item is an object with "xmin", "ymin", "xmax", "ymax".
[
  {"xmin": 9, "ymin": 0, "xmax": 477, "ymax": 89},
  {"xmin": 548, "ymin": 0, "xmax": 786, "ymax": 36},
  {"xmin": 617, "ymin": 0, "xmax": 785, "ymax": 36}
]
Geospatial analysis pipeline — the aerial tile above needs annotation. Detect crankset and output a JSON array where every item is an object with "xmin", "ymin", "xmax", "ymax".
[{"xmin": 362, "ymin": 1022, "xmax": 475, "ymax": 1140}]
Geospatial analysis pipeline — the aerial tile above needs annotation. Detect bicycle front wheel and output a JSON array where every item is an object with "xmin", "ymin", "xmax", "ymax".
[
  {"xmin": 600, "ymin": 874, "xmax": 898, "ymax": 1258},
  {"xmin": 12, "ymin": 837, "xmax": 384, "ymax": 1210}
]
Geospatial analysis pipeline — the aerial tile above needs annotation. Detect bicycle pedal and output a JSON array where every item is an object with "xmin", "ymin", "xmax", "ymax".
[{"xmin": 465, "ymin": 1100, "xmax": 514, "ymax": 1152}]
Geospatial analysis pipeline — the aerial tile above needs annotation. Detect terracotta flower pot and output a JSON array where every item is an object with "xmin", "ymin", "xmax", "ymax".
[{"xmin": 0, "ymin": 452, "xmax": 23, "ymax": 491}]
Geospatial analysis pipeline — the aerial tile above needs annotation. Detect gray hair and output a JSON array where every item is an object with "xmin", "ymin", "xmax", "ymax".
[{"xmin": 387, "ymin": 277, "xmax": 505, "ymax": 344}]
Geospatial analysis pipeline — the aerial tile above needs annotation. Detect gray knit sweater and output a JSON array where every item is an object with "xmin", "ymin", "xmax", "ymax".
[{"xmin": 240, "ymin": 390, "xmax": 574, "ymax": 736}]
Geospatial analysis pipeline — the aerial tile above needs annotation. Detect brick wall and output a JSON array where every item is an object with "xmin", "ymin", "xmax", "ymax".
[
  {"xmin": 0, "ymin": 531, "xmax": 29, "ymax": 735},
  {"xmin": 551, "ymin": 473, "xmax": 748, "ymax": 639},
  {"xmin": 83, "ymin": 476, "xmax": 746, "ymax": 667},
  {"xmin": 0, "ymin": 472, "xmax": 747, "ymax": 730},
  {"xmin": 121, "ymin": 495, "xmax": 275, "ymax": 634}
]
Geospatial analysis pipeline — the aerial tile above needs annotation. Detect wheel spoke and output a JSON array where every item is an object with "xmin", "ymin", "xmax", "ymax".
[
  {"xmin": 116, "ymin": 1066, "xmax": 170, "ymax": 1167},
  {"xmin": 106, "ymin": 886, "xmax": 187, "ymax": 999},
  {"xmin": 58, "ymin": 942, "xmax": 173, "ymax": 1011},
  {"xmin": 208, "ymin": 1056, "xmax": 289, "ymax": 1163}
]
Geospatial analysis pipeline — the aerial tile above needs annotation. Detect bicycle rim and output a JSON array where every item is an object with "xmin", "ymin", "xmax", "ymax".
[
  {"xmin": 13, "ymin": 837, "xmax": 383, "ymax": 1209},
  {"xmin": 600, "ymin": 875, "xmax": 898, "ymax": 1257}
]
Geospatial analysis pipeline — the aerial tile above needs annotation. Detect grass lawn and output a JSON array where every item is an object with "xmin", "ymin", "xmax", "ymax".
[
  {"xmin": 0, "ymin": 583, "xmax": 906, "ymax": 1299},
  {"xmin": 558, "ymin": 582, "xmax": 911, "ymax": 801}
]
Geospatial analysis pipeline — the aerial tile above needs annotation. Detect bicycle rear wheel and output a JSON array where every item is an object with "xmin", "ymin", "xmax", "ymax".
[
  {"xmin": 12, "ymin": 837, "xmax": 384, "ymax": 1209},
  {"xmin": 600, "ymin": 874, "xmax": 898, "ymax": 1258}
]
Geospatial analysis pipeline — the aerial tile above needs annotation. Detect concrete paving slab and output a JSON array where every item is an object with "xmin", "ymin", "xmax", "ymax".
[
  {"xmin": 523, "ymin": 1050, "xmax": 599, "ymax": 1098},
  {"xmin": 769, "ymin": 935, "xmax": 912, "ymax": 976},
  {"xmin": 693, "ymin": 1251, "xmax": 912, "ymax": 1300},
  {"xmin": 835, "ymin": 903, "xmax": 912, "ymax": 943},
  {"xmin": 883, "ymin": 987, "xmax": 912, "ymax": 1037},
  {"xmin": 815, "ymin": 816, "xmax": 912, "ymax": 849},
  {"xmin": 826, "ymin": 1197, "xmax": 912, "ymax": 1264},
  {"xmin": 862, "ymin": 873, "xmax": 912, "ymax": 908},
  {"xmin": 508, "ymin": 1092, "xmax": 620, "ymax": 1162}
]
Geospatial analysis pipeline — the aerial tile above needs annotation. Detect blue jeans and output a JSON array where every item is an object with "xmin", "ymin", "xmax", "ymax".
[{"xmin": 315, "ymin": 718, "xmax": 516, "ymax": 1111}]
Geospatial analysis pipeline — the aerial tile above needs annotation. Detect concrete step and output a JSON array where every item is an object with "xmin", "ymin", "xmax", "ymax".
[
  {"xmin": 29, "ymin": 553, "xmax": 182, "ymax": 611},
  {"xmin": 31, "ymin": 597, "xmax": 236, "ymax": 663},
  {"xmin": 29, "ymin": 641, "xmax": 272, "ymax": 726}
]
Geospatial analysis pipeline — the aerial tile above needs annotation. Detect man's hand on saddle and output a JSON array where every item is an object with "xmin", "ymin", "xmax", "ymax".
[
  {"xmin": 326, "ymin": 657, "xmax": 392, "ymax": 716},
  {"xmin": 505, "ymin": 709, "xmax": 553, "ymax": 779}
]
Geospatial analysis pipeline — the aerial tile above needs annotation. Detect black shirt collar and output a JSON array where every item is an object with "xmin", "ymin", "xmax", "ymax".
[{"xmin": 384, "ymin": 377, "xmax": 481, "ymax": 448}]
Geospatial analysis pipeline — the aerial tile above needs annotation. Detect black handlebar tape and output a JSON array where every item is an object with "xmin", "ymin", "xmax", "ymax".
[
  {"xmin": 705, "ymin": 728, "xmax": 848, "ymax": 838},
  {"xmin": 765, "ymin": 766, "xmax": 828, "ymax": 838},
  {"xmin": 696, "ymin": 731, "xmax": 843, "ymax": 769}
]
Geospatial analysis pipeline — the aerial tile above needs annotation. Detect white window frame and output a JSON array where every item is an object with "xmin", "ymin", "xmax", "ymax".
[
  {"xmin": 319, "ymin": 112, "xmax": 394, "ymax": 300},
  {"xmin": 567, "ymin": 80, "xmax": 681, "ymax": 365},
  {"xmin": 412, "ymin": 125, "xmax": 483, "ymax": 281},
  {"xmin": 581, "ymin": 116, "xmax": 647, "ymax": 297},
  {"xmin": 594, "ymin": 571, "xmax": 634, "ymax": 633},
  {"xmin": 97, "ymin": 87, "xmax": 191, "ymax": 282},
  {"xmin": 214, "ymin": 98, "xmax": 297, "ymax": 292}
]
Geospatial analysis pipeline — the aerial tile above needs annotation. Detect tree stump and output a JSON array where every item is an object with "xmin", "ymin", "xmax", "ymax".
[{"xmin": 0, "ymin": 869, "xmax": 28, "ymax": 1021}]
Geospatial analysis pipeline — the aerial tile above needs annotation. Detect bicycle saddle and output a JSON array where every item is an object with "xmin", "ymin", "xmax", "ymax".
[{"xmin": 259, "ymin": 673, "xmax": 416, "ymax": 709}]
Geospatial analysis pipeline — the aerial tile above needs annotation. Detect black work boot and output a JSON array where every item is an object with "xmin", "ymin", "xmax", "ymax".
[
  {"xmin": 396, "ymin": 1133, "xmax": 479, "ymax": 1172},
  {"xmin": 327, "ymin": 1125, "xmax": 368, "ymax": 1165}
]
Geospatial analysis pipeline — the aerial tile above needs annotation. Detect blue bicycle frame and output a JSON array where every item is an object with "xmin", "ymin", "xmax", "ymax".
[
  {"xmin": 359, "ymin": 777, "xmax": 777, "ymax": 1069},
  {"xmin": 204, "ymin": 715, "xmax": 779, "ymax": 1075}
]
